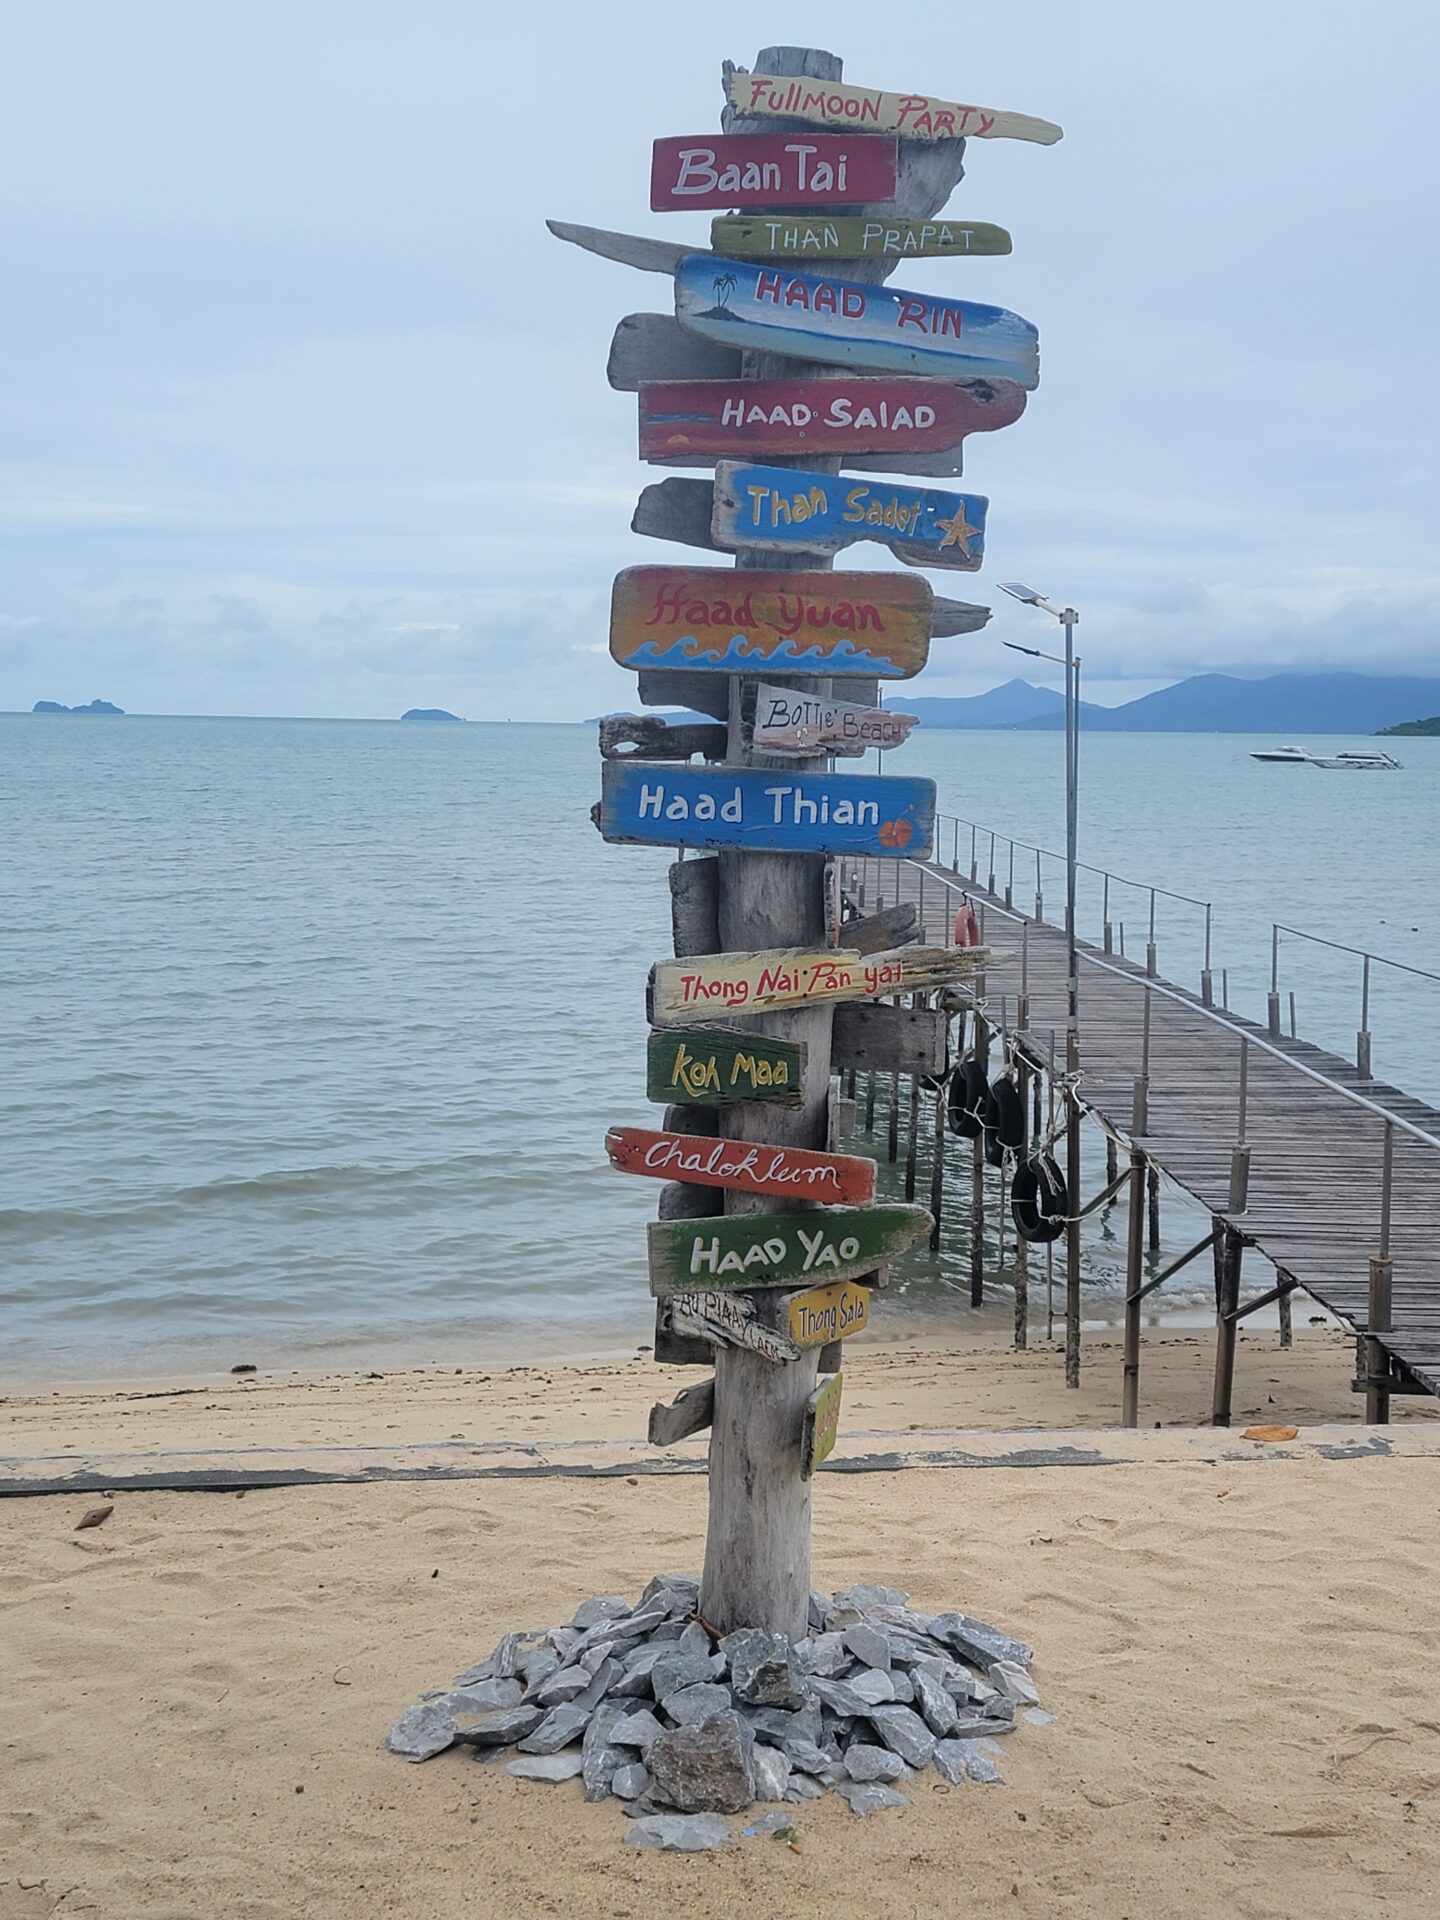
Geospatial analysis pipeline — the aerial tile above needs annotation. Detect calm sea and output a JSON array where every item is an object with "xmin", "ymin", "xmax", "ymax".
[{"xmin": 4, "ymin": 714, "xmax": 1437, "ymax": 1379}]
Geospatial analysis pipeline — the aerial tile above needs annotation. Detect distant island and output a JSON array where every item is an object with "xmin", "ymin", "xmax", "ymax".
[
  {"xmin": 401, "ymin": 708, "xmax": 462, "ymax": 723},
  {"xmin": 1377, "ymin": 715, "xmax": 1440, "ymax": 736},
  {"xmin": 33, "ymin": 698, "xmax": 124, "ymax": 715}
]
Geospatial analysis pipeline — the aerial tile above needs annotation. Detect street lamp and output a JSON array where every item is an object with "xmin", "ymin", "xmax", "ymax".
[{"xmin": 998, "ymin": 582, "xmax": 1083, "ymax": 1390}]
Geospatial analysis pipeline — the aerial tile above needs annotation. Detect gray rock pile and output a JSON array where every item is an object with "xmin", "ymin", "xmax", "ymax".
[{"xmin": 386, "ymin": 1576, "xmax": 1041, "ymax": 1847}]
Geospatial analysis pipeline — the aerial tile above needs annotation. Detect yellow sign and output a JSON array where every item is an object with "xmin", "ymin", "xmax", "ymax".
[{"xmin": 787, "ymin": 1280, "xmax": 869, "ymax": 1348}]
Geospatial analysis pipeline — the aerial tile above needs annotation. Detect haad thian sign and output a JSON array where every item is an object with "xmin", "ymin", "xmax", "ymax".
[{"xmin": 597, "ymin": 761, "xmax": 936, "ymax": 858}]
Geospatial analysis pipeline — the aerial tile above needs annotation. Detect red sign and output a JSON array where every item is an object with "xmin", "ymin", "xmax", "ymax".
[
  {"xmin": 650, "ymin": 134, "xmax": 898, "ymax": 212},
  {"xmin": 638, "ymin": 376, "xmax": 1026, "ymax": 463},
  {"xmin": 605, "ymin": 1126, "xmax": 876, "ymax": 1207}
]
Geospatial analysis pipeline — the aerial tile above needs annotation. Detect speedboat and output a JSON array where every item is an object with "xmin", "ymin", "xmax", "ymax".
[
  {"xmin": 1250, "ymin": 744, "xmax": 1314, "ymax": 764},
  {"xmin": 1308, "ymin": 748, "xmax": 1402, "ymax": 770}
]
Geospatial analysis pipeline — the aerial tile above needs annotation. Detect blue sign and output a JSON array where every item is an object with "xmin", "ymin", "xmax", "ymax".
[
  {"xmin": 712, "ymin": 462, "xmax": 988, "ymax": 572},
  {"xmin": 599, "ymin": 761, "xmax": 936, "ymax": 859}
]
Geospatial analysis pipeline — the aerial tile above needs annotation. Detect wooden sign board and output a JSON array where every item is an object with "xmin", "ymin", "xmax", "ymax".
[
  {"xmin": 675, "ymin": 255, "xmax": 1039, "ymax": 389},
  {"xmin": 637, "ymin": 376, "xmax": 1024, "ymax": 464},
  {"xmin": 605, "ymin": 1125, "xmax": 876, "ymax": 1206},
  {"xmin": 830, "ymin": 1001, "xmax": 948, "ymax": 1077},
  {"xmin": 647, "ymin": 1377, "xmax": 715, "ymax": 1446},
  {"xmin": 751, "ymin": 684, "xmax": 917, "ymax": 757},
  {"xmin": 713, "ymin": 463, "xmax": 987, "ymax": 572},
  {"xmin": 646, "ymin": 1027, "xmax": 804, "ymax": 1107},
  {"xmin": 599, "ymin": 761, "xmax": 936, "ymax": 858},
  {"xmin": 648, "ymin": 1203, "xmax": 930, "ymax": 1296},
  {"xmin": 611, "ymin": 565, "xmax": 933, "ymax": 681},
  {"xmin": 801, "ymin": 1372, "xmax": 844, "ymax": 1479},
  {"xmin": 651, "ymin": 133, "xmax": 898, "ymax": 211},
  {"xmin": 711, "ymin": 214, "xmax": 1012, "ymax": 260},
  {"xmin": 787, "ymin": 1279, "xmax": 870, "ymax": 1349},
  {"xmin": 649, "ymin": 944, "xmax": 988, "ymax": 1026},
  {"xmin": 670, "ymin": 1290, "xmax": 802, "ymax": 1364},
  {"xmin": 598, "ymin": 714, "xmax": 727, "ymax": 762},
  {"xmin": 724, "ymin": 70, "xmax": 1064, "ymax": 146}
]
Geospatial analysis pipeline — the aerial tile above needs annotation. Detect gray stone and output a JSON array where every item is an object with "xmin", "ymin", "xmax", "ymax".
[
  {"xmin": 866, "ymin": 1704, "xmax": 937, "ymax": 1769},
  {"xmin": 1024, "ymin": 1707, "xmax": 1056, "ymax": 1726},
  {"xmin": 612, "ymin": 1707, "xmax": 665, "ymax": 1750},
  {"xmin": 646, "ymin": 1711, "xmax": 754, "ymax": 1814},
  {"xmin": 931, "ymin": 1740, "xmax": 969, "ymax": 1785},
  {"xmin": 625, "ymin": 1813, "xmax": 732, "ymax": 1852},
  {"xmin": 456, "ymin": 1703, "xmax": 545, "ymax": 1748},
  {"xmin": 911, "ymin": 1666, "xmax": 960, "ymax": 1737},
  {"xmin": 451, "ymin": 1656, "xmax": 495, "ymax": 1687},
  {"xmin": 834, "ymin": 1582, "xmax": 908, "ymax": 1615},
  {"xmin": 747, "ymin": 1808, "xmax": 794, "ymax": 1834},
  {"xmin": 385, "ymin": 1701, "xmax": 456, "ymax": 1762},
  {"xmin": 786, "ymin": 1774, "xmax": 824, "ymax": 1803},
  {"xmin": 489, "ymin": 1633, "xmax": 523, "ymax": 1680},
  {"xmin": 982, "ymin": 1696, "xmax": 1017, "ymax": 1725},
  {"xmin": 935, "ymin": 1738, "xmax": 1003, "ymax": 1783},
  {"xmin": 780, "ymin": 1737, "xmax": 832, "ymax": 1776},
  {"xmin": 572, "ymin": 1595, "xmax": 631, "ymax": 1631},
  {"xmin": 723, "ymin": 1629, "xmax": 807, "ymax": 1709},
  {"xmin": 847, "ymin": 1668, "xmax": 898, "ymax": 1708},
  {"xmin": 506, "ymin": 1748, "xmax": 585, "ymax": 1782},
  {"xmin": 836, "ymin": 1781, "xmax": 908, "ymax": 1817},
  {"xmin": 931, "ymin": 1612, "xmax": 1032, "ymax": 1671},
  {"xmin": 808, "ymin": 1589, "xmax": 828, "ymax": 1631},
  {"xmin": 535, "ymin": 1664, "xmax": 592, "ymax": 1707},
  {"xmin": 842, "ymin": 1623, "xmax": 891, "ymax": 1671},
  {"xmin": 578, "ymin": 1640, "xmax": 615, "ymax": 1676},
  {"xmin": 677, "ymin": 1620, "xmax": 713, "ymax": 1657},
  {"xmin": 888, "ymin": 1632, "xmax": 954, "ymax": 1670},
  {"xmin": 664, "ymin": 1682, "xmax": 733, "ymax": 1727},
  {"xmin": 807, "ymin": 1676, "xmax": 873, "ymax": 1718},
  {"xmin": 990, "ymin": 1659, "xmax": 1040, "ymax": 1707},
  {"xmin": 582, "ymin": 1706, "xmax": 627, "ymax": 1803},
  {"xmin": 572, "ymin": 1657, "xmax": 622, "ymax": 1714},
  {"xmin": 516, "ymin": 1703, "xmax": 590, "ymax": 1754},
  {"xmin": 964, "ymin": 1748, "xmax": 1004, "ymax": 1784},
  {"xmin": 546, "ymin": 1626, "xmax": 581, "ymax": 1659},
  {"xmin": 651, "ymin": 1650, "xmax": 725, "ymax": 1700},
  {"xmin": 843, "ymin": 1743, "xmax": 905, "ymax": 1784},
  {"xmin": 518, "ymin": 1650, "xmax": 561, "ymax": 1695},
  {"xmin": 750, "ymin": 1745, "xmax": 790, "ymax": 1802},
  {"xmin": 739, "ymin": 1702, "xmax": 823, "ymax": 1749},
  {"xmin": 445, "ymin": 1678, "xmax": 524, "ymax": 1716},
  {"xmin": 612, "ymin": 1762, "xmax": 650, "ymax": 1801},
  {"xmin": 805, "ymin": 1631, "xmax": 851, "ymax": 1678},
  {"xmin": 889, "ymin": 1670, "xmax": 915, "ymax": 1705},
  {"xmin": 641, "ymin": 1572, "xmax": 700, "ymax": 1608}
]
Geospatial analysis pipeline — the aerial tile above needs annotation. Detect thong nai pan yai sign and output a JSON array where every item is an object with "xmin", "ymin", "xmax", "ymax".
[
  {"xmin": 648, "ymin": 943, "xmax": 989, "ymax": 1025},
  {"xmin": 598, "ymin": 761, "xmax": 935, "ymax": 857}
]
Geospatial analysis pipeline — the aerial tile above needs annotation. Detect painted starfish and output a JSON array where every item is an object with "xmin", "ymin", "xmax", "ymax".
[{"xmin": 935, "ymin": 506, "xmax": 981, "ymax": 555}]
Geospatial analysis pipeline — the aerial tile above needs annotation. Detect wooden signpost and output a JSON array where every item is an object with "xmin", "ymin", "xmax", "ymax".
[
  {"xmin": 598, "ymin": 760, "xmax": 937, "ymax": 857},
  {"xmin": 712, "ymin": 462, "xmax": 988, "ymax": 571},
  {"xmin": 723, "ymin": 69, "xmax": 1064, "ymax": 145},
  {"xmin": 800, "ymin": 1372, "xmax": 844, "ymax": 1478},
  {"xmin": 674, "ymin": 255, "xmax": 1040, "ymax": 387},
  {"xmin": 648, "ymin": 943, "xmax": 988, "ymax": 1026},
  {"xmin": 648, "ymin": 1203, "xmax": 931, "ymax": 1295},
  {"xmin": 610, "ymin": 565, "xmax": 934, "ymax": 681},
  {"xmin": 646, "ymin": 1026, "xmax": 804, "ymax": 1106},
  {"xmin": 751, "ymin": 683, "xmax": 916, "ymax": 756},
  {"xmin": 651, "ymin": 133, "xmax": 899, "ymax": 211},
  {"xmin": 637, "ymin": 375, "xmax": 1024, "ymax": 464},
  {"xmin": 786, "ymin": 1279, "xmax": 870, "ymax": 1348},
  {"xmin": 711, "ymin": 213, "xmax": 1012, "ymax": 259},
  {"xmin": 669, "ymin": 1276, "xmax": 871, "ymax": 1364},
  {"xmin": 606, "ymin": 1125, "xmax": 877, "ymax": 1205}
]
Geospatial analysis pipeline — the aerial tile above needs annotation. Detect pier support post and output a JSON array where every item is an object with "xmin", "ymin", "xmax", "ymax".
[
  {"xmin": 1211, "ymin": 1142, "xmax": 1251, "ymax": 1428},
  {"xmin": 1065, "ymin": 1030, "xmax": 1082, "ymax": 1388},
  {"xmin": 1122, "ymin": 1076, "xmax": 1148, "ymax": 1428},
  {"xmin": 970, "ymin": 1011, "xmax": 990, "ymax": 1308},
  {"xmin": 1147, "ymin": 1163, "xmax": 1161, "ymax": 1254},
  {"xmin": 929, "ymin": 1077, "xmax": 946, "ymax": 1250},
  {"xmin": 1364, "ymin": 1255, "xmax": 1394, "ymax": 1424}
]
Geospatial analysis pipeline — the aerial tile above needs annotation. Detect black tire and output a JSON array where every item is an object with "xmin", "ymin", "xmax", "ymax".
[
  {"xmin": 989, "ymin": 1076, "xmax": 1026, "ymax": 1152},
  {"xmin": 947, "ymin": 1058, "xmax": 989, "ymax": 1138},
  {"xmin": 1010, "ymin": 1152, "xmax": 1068, "ymax": 1243},
  {"xmin": 984, "ymin": 1125, "xmax": 1006, "ymax": 1168}
]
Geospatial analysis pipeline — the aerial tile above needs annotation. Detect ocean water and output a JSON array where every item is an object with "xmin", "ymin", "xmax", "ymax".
[{"xmin": 4, "ymin": 713, "xmax": 1437, "ymax": 1380}]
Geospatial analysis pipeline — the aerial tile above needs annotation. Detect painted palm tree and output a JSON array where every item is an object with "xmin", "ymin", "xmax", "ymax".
[{"xmin": 712, "ymin": 270, "xmax": 738, "ymax": 311}]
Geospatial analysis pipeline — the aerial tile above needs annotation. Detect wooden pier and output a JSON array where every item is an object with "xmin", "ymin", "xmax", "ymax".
[{"xmin": 850, "ymin": 848, "xmax": 1440, "ymax": 1420}]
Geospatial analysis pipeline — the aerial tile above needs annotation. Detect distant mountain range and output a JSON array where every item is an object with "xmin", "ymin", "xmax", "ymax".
[
  {"xmin": 33, "ymin": 698, "xmax": 125, "ymax": 715},
  {"xmin": 905, "ymin": 672, "xmax": 1440, "ymax": 734}
]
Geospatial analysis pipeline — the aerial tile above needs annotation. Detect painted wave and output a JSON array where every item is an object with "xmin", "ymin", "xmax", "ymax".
[{"xmin": 622, "ymin": 634, "xmax": 911, "ymax": 676}]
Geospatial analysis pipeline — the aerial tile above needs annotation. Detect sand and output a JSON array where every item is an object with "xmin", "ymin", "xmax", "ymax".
[{"xmin": 5, "ymin": 1329, "xmax": 1439, "ymax": 1918}]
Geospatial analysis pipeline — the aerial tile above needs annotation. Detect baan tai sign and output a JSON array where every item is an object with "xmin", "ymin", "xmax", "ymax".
[{"xmin": 651, "ymin": 133, "xmax": 898, "ymax": 210}]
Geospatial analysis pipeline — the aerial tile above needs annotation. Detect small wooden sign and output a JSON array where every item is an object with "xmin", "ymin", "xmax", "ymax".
[
  {"xmin": 801, "ymin": 1372, "xmax": 844, "ymax": 1478},
  {"xmin": 605, "ymin": 1125, "xmax": 876, "ymax": 1206},
  {"xmin": 598, "ymin": 761, "xmax": 936, "ymax": 858},
  {"xmin": 651, "ymin": 133, "xmax": 898, "ymax": 211},
  {"xmin": 724, "ymin": 70, "xmax": 1063, "ymax": 145},
  {"xmin": 638, "ymin": 376, "xmax": 1023, "ymax": 464},
  {"xmin": 787, "ymin": 1280, "xmax": 870, "ymax": 1349},
  {"xmin": 649, "ymin": 944, "xmax": 988, "ymax": 1026},
  {"xmin": 611, "ymin": 565, "xmax": 933, "ymax": 681},
  {"xmin": 646, "ymin": 1027, "xmax": 804, "ymax": 1107},
  {"xmin": 711, "ymin": 214, "xmax": 1012, "ymax": 260},
  {"xmin": 670, "ymin": 1290, "xmax": 802, "ymax": 1364},
  {"xmin": 647, "ymin": 1377, "xmax": 715, "ymax": 1446},
  {"xmin": 675, "ymin": 255, "xmax": 1039, "ymax": 388},
  {"xmin": 830, "ymin": 1001, "xmax": 948, "ymax": 1078},
  {"xmin": 712, "ymin": 463, "xmax": 987, "ymax": 572},
  {"xmin": 648, "ymin": 1203, "xmax": 930, "ymax": 1296},
  {"xmin": 751, "ymin": 684, "xmax": 917, "ymax": 757}
]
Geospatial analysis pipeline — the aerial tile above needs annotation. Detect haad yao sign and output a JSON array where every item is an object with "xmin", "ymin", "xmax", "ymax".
[
  {"xmin": 712, "ymin": 462, "xmax": 988, "ymax": 572},
  {"xmin": 610, "ymin": 565, "xmax": 933, "ymax": 680},
  {"xmin": 710, "ymin": 214, "xmax": 1013, "ymax": 260},
  {"xmin": 651, "ymin": 133, "xmax": 897, "ymax": 211},
  {"xmin": 646, "ymin": 1027, "xmax": 804, "ymax": 1107},
  {"xmin": 637, "ymin": 376, "xmax": 1024, "ymax": 463},
  {"xmin": 605, "ymin": 1125, "xmax": 876, "ymax": 1206},
  {"xmin": 675, "ymin": 255, "xmax": 1039, "ymax": 387},
  {"xmin": 598, "ymin": 760, "xmax": 936, "ymax": 858},
  {"xmin": 647, "ymin": 1203, "xmax": 931, "ymax": 1295},
  {"xmin": 723, "ymin": 69, "xmax": 1064, "ymax": 146},
  {"xmin": 751, "ymin": 684, "xmax": 917, "ymax": 756},
  {"xmin": 647, "ymin": 943, "xmax": 988, "ymax": 1025}
]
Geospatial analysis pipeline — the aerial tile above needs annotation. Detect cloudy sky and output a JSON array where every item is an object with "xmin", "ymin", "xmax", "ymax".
[{"xmin": 3, "ymin": 0, "xmax": 1437, "ymax": 718}]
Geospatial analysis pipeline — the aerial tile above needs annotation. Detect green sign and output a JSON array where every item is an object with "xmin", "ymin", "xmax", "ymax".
[
  {"xmin": 646, "ymin": 1027, "xmax": 804, "ymax": 1107},
  {"xmin": 647, "ymin": 1203, "xmax": 930, "ymax": 1296}
]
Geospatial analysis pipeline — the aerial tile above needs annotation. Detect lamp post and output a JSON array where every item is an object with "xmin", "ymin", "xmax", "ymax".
[{"xmin": 998, "ymin": 584, "xmax": 1083, "ymax": 1387}]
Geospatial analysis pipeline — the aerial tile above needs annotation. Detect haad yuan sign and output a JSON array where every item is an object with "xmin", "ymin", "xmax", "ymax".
[
  {"xmin": 675, "ymin": 256, "xmax": 1039, "ymax": 387},
  {"xmin": 723, "ymin": 69, "xmax": 1063, "ymax": 145},
  {"xmin": 604, "ymin": 1125, "xmax": 877, "ymax": 1206},
  {"xmin": 651, "ymin": 133, "xmax": 898, "ymax": 211},
  {"xmin": 610, "ymin": 565, "xmax": 933, "ymax": 680},
  {"xmin": 597, "ymin": 760, "xmax": 937, "ymax": 857},
  {"xmin": 712, "ymin": 462, "xmax": 988, "ymax": 571},
  {"xmin": 636, "ymin": 376, "xmax": 1025, "ymax": 464}
]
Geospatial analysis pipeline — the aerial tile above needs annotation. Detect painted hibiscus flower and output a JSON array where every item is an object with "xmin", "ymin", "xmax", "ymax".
[{"xmin": 878, "ymin": 818, "xmax": 914, "ymax": 850}]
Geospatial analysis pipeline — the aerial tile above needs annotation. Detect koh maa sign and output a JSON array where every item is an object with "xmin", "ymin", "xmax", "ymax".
[{"xmin": 646, "ymin": 1026, "xmax": 804, "ymax": 1106}]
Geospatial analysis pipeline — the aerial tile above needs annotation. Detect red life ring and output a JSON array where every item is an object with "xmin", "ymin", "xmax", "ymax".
[{"xmin": 954, "ymin": 901, "xmax": 982, "ymax": 948}]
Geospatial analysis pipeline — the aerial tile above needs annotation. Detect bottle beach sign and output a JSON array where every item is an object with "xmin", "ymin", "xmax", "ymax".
[
  {"xmin": 605, "ymin": 1125, "xmax": 877, "ymax": 1206},
  {"xmin": 648, "ymin": 944, "xmax": 989, "ymax": 1027},
  {"xmin": 648, "ymin": 1203, "xmax": 931, "ymax": 1296},
  {"xmin": 637, "ymin": 375, "xmax": 1024, "ymax": 464},
  {"xmin": 598, "ymin": 760, "xmax": 936, "ymax": 858},
  {"xmin": 711, "ymin": 214, "xmax": 1013, "ymax": 260},
  {"xmin": 723, "ymin": 69, "xmax": 1063, "ymax": 146},
  {"xmin": 675, "ymin": 255, "xmax": 1039, "ymax": 387},
  {"xmin": 712, "ymin": 462, "xmax": 987, "ymax": 572},
  {"xmin": 646, "ymin": 1027, "xmax": 804, "ymax": 1107},
  {"xmin": 610, "ymin": 565, "xmax": 933, "ymax": 680},
  {"xmin": 651, "ymin": 134, "xmax": 898, "ymax": 211},
  {"xmin": 750, "ymin": 684, "xmax": 918, "ymax": 756}
]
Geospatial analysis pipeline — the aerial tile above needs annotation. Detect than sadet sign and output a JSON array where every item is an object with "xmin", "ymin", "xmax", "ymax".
[
  {"xmin": 751, "ymin": 684, "xmax": 917, "ymax": 756},
  {"xmin": 651, "ymin": 133, "xmax": 898, "ymax": 211},
  {"xmin": 598, "ymin": 761, "xmax": 936, "ymax": 857},
  {"xmin": 723, "ymin": 70, "xmax": 1063, "ymax": 146},
  {"xmin": 712, "ymin": 462, "xmax": 988, "ymax": 572},
  {"xmin": 648, "ymin": 944, "xmax": 990, "ymax": 1026},
  {"xmin": 605, "ymin": 1125, "xmax": 877, "ymax": 1206},
  {"xmin": 648, "ymin": 1204, "xmax": 931, "ymax": 1295},
  {"xmin": 637, "ymin": 375, "xmax": 1023, "ymax": 464},
  {"xmin": 610, "ymin": 565, "xmax": 933, "ymax": 680},
  {"xmin": 711, "ymin": 214, "xmax": 1013, "ymax": 259},
  {"xmin": 646, "ymin": 1027, "xmax": 804, "ymax": 1106},
  {"xmin": 675, "ymin": 255, "xmax": 1039, "ymax": 388}
]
